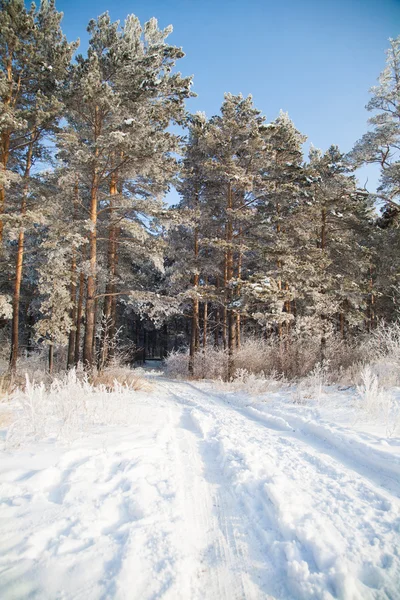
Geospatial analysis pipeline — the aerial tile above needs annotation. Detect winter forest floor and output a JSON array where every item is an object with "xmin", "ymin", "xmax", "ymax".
[{"xmin": 0, "ymin": 369, "xmax": 400, "ymax": 599}]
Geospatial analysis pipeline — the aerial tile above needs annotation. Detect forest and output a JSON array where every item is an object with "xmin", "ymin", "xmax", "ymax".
[
  {"xmin": 1, "ymin": 3, "xmax": 400, "ymax": 596},
  {"xmin": 0, "ymin": 0, "xmax": 399, "ymax": 382}
]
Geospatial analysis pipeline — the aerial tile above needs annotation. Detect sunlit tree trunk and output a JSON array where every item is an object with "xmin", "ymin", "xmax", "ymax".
[
  {"xmin": 226, "ymin": 181, "xmax": 235, "ymax": 380},
  {"xmin": 0, "ymin": 59, "xmax": 17, "ymax": 246},
  {"xmin": 83, "ymin": 106, "xmax": 100, "ymax": 370},
  {"xmin": 99, "ymin": 169, "xmax": 118, "ymax": 370},
  {"xmin": 67, "ymin": 179, "xmax": 79, "ymax": 369},
  {"xmin": 74, "ymin": 257, "xmax": 85, "ymax": 366},
  {"xmin": 9, "ymin": 133, "xmax": 35, "ymax": 372}
]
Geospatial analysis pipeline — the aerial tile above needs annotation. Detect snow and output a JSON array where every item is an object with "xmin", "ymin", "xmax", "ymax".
[{"xmin": 1, "ymin": 376, "xmax": 400, "ymax": 599}]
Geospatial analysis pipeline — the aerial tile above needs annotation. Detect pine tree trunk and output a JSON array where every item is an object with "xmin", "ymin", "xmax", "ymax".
[
  {"xmin": 82, "ymin": 108, "xmax": 100, "ymax": 370},
  {"xmin": 109, "ymin": 276, "xmax": 118, "ymax": 362},
  {"xmin": 203, "ymin": 300, "xmax": 208, "ymax": 348},
  {"xmin": 9, "ymin": 135, "xmax": 34, "ymax": 372},
  {"xmin": 223, "ymin": 257, "xmax": 228, "ymax": 350},
  {"xmin": 100, "ymin": 171, "xmax": 118, "ymax": 369},
  {"xmin": 82, "ymin": 195, "xmax": 97, "ymax": 368},
  {"xmin": 0, "ymin": 158, "xmax": 7, "ymax": 245},
  {"xmin": 74, "ymin": 250, "xmax": 85, "ymax": 365},
  {"xmin": 236, "ymin": 233, "xmax": 242, "ymax": 349},
  {"xmin": 368, "ymin": 265, "xmax": 375, "ymax": 331},
  {"xmin": 226, "ymin": 181, "xmax": 235, "ymax": 380},
  {"xmin": 162, "ymin": 322, "xmax": 168, "ymax": 358},
  {"xmin": 214, "ymin": 307, "xmax": 220, "ymax": 348},
  {"xmin": 189, "ymin": 191, "xmax": 200, "ymax": 375},
  {"xmin": 67, "ymin": 179, "xmax": 79, "ymax": 369},
  {"xmin": 221, "ymin": 306, "xmax": 227, "ymax": 349},
  {"xmin": 320, "ymin": 208, "xmax": 328, "ymax": 356},
  {"xmin": 48, "ymin": 343, "xmax": 54, "ymax": 374},
  {"xmin": 92, "ymin": 297, "xmax": 98, "ymax": 360},
  {"xmin": 189, "ymin": 297, "xmax": 199, "ymax": 376},
  {"xmin": 67, "ymin": 250, "xmax": 77, "ymax": 369},
  {"xmin": 284, "ymin": 284, "xmax": 291, "ymax": 336},
  {"xmin": 0, "ymin": 59, "xmax": 14, "ymax": 246}
]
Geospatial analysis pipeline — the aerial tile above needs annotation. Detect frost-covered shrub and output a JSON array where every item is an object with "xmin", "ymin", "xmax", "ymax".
[
  {"xmin": 229, "ymin": 368, "xmax": 286, "ymax": 394},
  {"xmin": 192, "ymin": 347, "xmax": 228, "ymax": 380},
  {"xmin": 369, "ymin": 321, "xmax": 400, "ymax": 363},
  {"xmin": 92, "ymin": 366, "xmax": 151, "ymax": 391},
  {"xmin": 234, "ymin": 338, "xmax": 269, "ymax": 375},
  {"xmin": 297, "ymin": 362, "xmax": 327, "ymax": 402},
  {"xmin": 164, "ymin": 350, "xmax": 190, "ymax": 378},
  {"xmin": 333, "ymin": 323, "xmax": 400, "ymax": 387},
  {"xmin": 164, "ymin": 348, "xmax": 228, "ymax": 380},
  {"xmin": 355, "ymin": 365, "xmax": 399, "ymax": 436},
  {"xmin": 6, "ymin": 368, "xmax": 149, "ymax": 446}
]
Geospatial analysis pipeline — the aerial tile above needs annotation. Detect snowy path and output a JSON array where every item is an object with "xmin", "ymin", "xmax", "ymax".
[{"xmin": 1, "ymin": 378, "xmax": 400, "ymax": 599}]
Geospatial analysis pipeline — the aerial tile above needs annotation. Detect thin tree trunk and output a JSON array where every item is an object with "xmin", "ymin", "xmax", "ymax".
[
  {"xmin": 368, "ymin": 265, "xmax": 375, "ymax": 331},
  {"xmin": 236, "ymin": 230, "xmax": 242, "ymax": 349},
  {"xmin": 284, "ymin": 284, "xmax": 291, "ymax": 336},
  {"xmin": 92, "ymin": 297, "xmax": 98, "ymax": 360},
  {"xmin": 222, "ymin": 257, "xmax": 228, "ymax": 350},
  {"xmin": 189, "ymin": 191, "xmax": 200, "ymax": 375},
  {"xmin": 99, "ymin": 171, "xmax": 118, "ymax": 370},
  {"xmin": 0, "ymin": 59, "xmax": 15, "ymax": 246},
  {"xmin": 275, "ymin": 202, "xmax": 284, "ymax": 339},
  {"xmin": 226, "ymin": 181, "xmax": 235, "ymax": 380},
  {"xmin": 74, "ymin": 250, "xmax": 86, "ymax": 365},
  {"xmin": 320, "ymin": 208, "xmax": 327, "ymax": 357},
  {"xmin": 214, "ymin": 306, "xmax": 220, "ymax": 348},
  {"xmin": 203, "ymin": 301, "xmax": 208, "ymax": 348},
  {"xmin": 67, "ymin": 179, "xmax": 79, "ymax": 369},
  {"xmin": 0, "ymin": 158, "xmax": 7, "ymax": 245},
  {"xmin": 67, "ymin": 250, "xmax": 77, "ymax": 369},
  {"xmin": 83, "ymin": 107, "xmax": 100, "ymax": 370},
  {"xmin": 9, "ymin": 134, "xmax": 35, "ymax": 372},
  {"xmin": 189, "ymin": 297, "xmax": 199, "ymax": 375},
  {"xmin": 48, "ymin": 343, "xmax": 54, "ymax": 375}
]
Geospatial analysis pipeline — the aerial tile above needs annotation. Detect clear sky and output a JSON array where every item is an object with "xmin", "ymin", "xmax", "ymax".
[{"xmin": 54, "ymin": 0, "xmax": 400, "ymax": 194}]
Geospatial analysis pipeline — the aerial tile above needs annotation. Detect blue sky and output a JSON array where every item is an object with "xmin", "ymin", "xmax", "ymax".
[{"xmin": 55, "ymin": 0, "xmax": 399, "ymax": 194}]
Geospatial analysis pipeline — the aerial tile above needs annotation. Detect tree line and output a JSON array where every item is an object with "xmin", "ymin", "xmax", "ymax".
[{"xmin": 0, "ymin": 0, "xmax": 399, "ymax": 376}]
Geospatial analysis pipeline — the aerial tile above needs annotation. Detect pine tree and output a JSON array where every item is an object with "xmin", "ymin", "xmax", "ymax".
[
  {"xmin": 0, "ymin": 0, "xmax": 77, "ymax": 371},
  {"xmin": 298, "ymin": 146, "xmax": 372, "ymax": 350},
  {"xmin": 62, "ymin": 12, "xmax": 193, "ymax": 370},
  {"xmin": 351, "ymin": 36, "xmax": 400, "ymax": 322},
  {"xmin": 248, "ymin": 111, "xmax": 307, "ymax": 335}
]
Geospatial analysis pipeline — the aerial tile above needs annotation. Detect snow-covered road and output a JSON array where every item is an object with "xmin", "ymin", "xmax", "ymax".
[{"xmin": 1, "ymin": 377, "xmax": 400, "ymax": 599}]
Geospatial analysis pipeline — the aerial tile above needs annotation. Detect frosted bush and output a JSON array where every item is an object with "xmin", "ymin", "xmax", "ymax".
[
  {"xmin": 164, "ymin": 350, "xmax": 191, "ymax": 378},
  {"xmin": 229, "ymin": 368, "xmax": 286, "ymax": 394},
  {"xmin": 165, "ymin": 348, "xmax": 228, "ymax": 380},
  {"xmin": 192, "ymin": 348, "xmax": 228, "ymax": 380},
  {"xmin": 298, "ymin": 362, "xmax": 327, "ymax": 403},
  {"xmin": 166, "ymin": 337, "xmax": 323, "ymax": 381},
  {"xmin": 6, "ymin": 369, "xmax": 147, "ymax": 447},
  {"xmin": 356, "ymin": 365, "xmax": 399, "ymax": 436},
  {"xmin": 92, "ymin": 366, "xmax": 151, "ymax": 391},
  {"xmin": 234, "ymin": 339, "xmax": 269, "ymax": 375},
  {"xmin": 370, "ymin": 321, "xmax": 400, "ymax": 363}
]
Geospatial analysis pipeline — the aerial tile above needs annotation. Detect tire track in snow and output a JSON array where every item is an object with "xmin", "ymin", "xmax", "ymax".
[
  {"xmin": 158, "ymin": 379, "xmax": 400, "ymax": 600},
  {"xmin": 163, "ymin": 386, "xmax": 278, "ymax": 599},
  {"xmin": 241, "ymin": 404, "xmax": 400, "ymax": 498}
]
